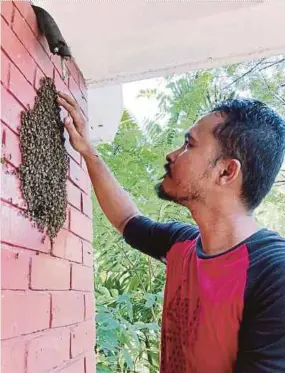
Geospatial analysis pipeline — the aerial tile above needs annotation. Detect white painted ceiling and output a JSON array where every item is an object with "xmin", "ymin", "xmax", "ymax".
[
  {"xmin": 32, "ymin": 0, "xmax": 285, "ymax": 88},
  {"xmin": 31, "ymin": 0, "xmax": 285, "ymax": 144}
]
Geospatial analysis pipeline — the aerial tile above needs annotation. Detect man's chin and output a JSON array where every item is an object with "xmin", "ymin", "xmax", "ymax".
[
  {"xmin": 155, "ymin": 180, "xmax": 197, "ymax": 206},
  {"xmin": 154, "ymin": 182, "xmax": 175, "ymax": 202}
]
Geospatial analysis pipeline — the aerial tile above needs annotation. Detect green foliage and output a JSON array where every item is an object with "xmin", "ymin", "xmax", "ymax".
[
  {"xmin": 94, "ymin": 55, "xmax": 285, "ymax": 372},
  {"xmin": 94, "ymin": 106, "xmax": 191, "ymax": 372}
]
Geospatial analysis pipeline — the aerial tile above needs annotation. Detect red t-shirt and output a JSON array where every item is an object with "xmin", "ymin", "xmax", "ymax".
[{"xmin": 124, "ymin": 216, "xmax": 285, "ymax": 373}]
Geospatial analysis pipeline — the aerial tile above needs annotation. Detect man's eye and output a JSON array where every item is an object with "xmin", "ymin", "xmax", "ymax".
[{"xmin": 184, "ymin": 141, "xmax": 192, "ymax": 149}]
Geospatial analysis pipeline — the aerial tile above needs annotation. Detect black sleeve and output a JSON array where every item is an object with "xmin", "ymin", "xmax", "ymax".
[
  {"xmin": 123, "ymin": 215, "xmax": 199, "ymax": 262},
  {"xmin": 235, "ymin": 232, "xmax": 285, "ymax": 373}
]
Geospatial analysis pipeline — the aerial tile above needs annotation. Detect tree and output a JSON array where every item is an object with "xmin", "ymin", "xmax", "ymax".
[{"xmin": 94, "ymin": 108, "xmax": 194, "ymax": 373}]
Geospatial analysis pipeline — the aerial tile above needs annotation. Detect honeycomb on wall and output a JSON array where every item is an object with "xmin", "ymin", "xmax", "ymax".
[{"xmin": 19, "ymin": 77, "xmax": 68, "ymax": 242}]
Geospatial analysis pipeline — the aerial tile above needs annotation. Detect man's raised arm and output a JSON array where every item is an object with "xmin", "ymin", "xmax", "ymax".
[{"xmin": 57, "ymin": 91, "xmax": 140, "ymax": 234}]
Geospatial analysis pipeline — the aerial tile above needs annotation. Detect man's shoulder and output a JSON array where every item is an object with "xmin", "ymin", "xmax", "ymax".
[
  {"xmin": 125, "ymin": 215, "xmax": 199, "ymax": 238},
  {"xmin": 122, "ymin": 215, "xmax": 199, "ymax": 261},
  {"xmin": 246, "ymin": 228, "xmax": 285, "ymax": 263},
  {"xmin": 246, "ymin": 228, "xmax": 285, "ymax": 289},
  {"xmin": 165, "ymin": 219, "xmax": 200, "ymax": 240},
  {"xmin": 238, "ymin": 230, "xmax": 285, "ymax": 372}
]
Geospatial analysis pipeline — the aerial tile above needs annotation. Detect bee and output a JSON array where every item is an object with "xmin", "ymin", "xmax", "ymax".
[{"xmin": 19, "ymin": 77, "xmax": 69, "ymax": 242}]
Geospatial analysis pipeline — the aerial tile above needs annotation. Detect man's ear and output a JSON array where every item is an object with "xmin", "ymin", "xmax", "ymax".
[{"xmin": 217, "ymin": 159, "xmax": 241, "ymax": 186}]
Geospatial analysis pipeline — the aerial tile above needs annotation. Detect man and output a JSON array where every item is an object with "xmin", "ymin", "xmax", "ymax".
[{"xmin": 58, "ymin": 91, "xmax": 285, "ymax": 373}]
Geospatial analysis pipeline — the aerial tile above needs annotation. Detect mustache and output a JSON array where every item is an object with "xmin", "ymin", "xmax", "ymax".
[{"xmin": 158, "ymin": 163, "xmax": 172, "ymax": 180}]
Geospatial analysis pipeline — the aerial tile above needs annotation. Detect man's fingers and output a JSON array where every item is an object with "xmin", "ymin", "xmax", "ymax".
[
  {"xmin": 57, "ymin": 97, "xmax": 83, "ymax": 129},
  {"xmin": 64, "ymin": 116, "xmax": 72, "ymax": 126},
  {"xmin": 57, "ymin": 96, "xmax": 75, "ymax": 114},
  {"xmin": 64, "ymin": 116, "xmax": 77, "ymax": 137},
  {"xmin": 58, "ymin": 91, "xmax": 77, "ymax": 107},
  {"xmin": 57, "ymin": 93, "xmax": 86, "ymax": 137}
]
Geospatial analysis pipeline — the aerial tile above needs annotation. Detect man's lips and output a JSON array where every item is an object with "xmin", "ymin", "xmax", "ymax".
[
  {"xmin": 164, "ymin": 163, "xmax": 172, "ymax": 175},
  {"xmin": 160, "ymin": 163, "xmax": 172, "ymax": 179},
  {"xmin": 159, "ymin": 173, "xmax": 167, "ymax": 181}
]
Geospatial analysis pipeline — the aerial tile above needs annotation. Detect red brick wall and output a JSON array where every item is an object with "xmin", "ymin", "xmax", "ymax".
[{"xmin": 1, "ymin": 2, "xmax": 95, "ymax": 373}]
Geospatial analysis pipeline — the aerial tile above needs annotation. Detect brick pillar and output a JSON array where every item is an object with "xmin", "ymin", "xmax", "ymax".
[{"xmin": 1, "ymin": 2, "xmax": 95, "ymax": 373}]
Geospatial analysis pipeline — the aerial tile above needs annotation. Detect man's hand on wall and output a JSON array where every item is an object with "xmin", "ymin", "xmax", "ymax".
[{"xmin": 57, "ymin": 92, "xmax": 92, "ymax": 156}]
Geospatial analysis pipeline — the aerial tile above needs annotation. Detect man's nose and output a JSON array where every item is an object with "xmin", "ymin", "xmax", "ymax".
[{"xmin": 166, "ymin": 148, "xmax": 180, "ymax": 164}]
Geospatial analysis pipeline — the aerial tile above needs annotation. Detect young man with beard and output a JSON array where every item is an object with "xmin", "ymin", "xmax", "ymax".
[{"xmin": 58, "ymin": 91, "xmax": 285, "ymax": 373}]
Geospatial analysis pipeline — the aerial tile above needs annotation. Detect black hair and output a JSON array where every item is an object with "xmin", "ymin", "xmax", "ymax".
[{"xmin": 212, "ymin": 99, "xmax": 285, "ymax": 211}]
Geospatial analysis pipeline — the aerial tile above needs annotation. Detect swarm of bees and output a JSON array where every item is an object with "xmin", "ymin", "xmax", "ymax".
[{"xmin": 19, "ymin": 77, "xmax": 68, "ymax": 242}]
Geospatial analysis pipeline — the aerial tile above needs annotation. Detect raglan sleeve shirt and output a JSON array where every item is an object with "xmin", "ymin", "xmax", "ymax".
[
  {"xmin": 234, "ymin": 230, "xmax": 285, "ymax": 372},
  {"xmin": 123, "ymin": 214, "xmax": 199, "ymax": 262},
  {"xmin": 123, "ymin": 215, "xmax": 285, "ymax": 372}
]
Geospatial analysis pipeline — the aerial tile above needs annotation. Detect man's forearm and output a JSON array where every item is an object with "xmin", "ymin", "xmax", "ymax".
[
  {"xmin": 56, "ymin": 92, "xmax": 139, "ymax": 232},
  {"xmin": 83, "ymin": 147, "xmax": 140, "ymax": 233}
]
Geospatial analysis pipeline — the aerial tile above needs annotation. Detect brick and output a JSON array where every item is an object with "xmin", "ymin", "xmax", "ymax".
[
  {"xmin": 63, "ymin": 205, "xmax": 70, "ymax": 230},
  {"xmin": 13, "ymin": 8, "xmax": 53, "ymax": 78},
  {"xmin": 1, "ymin": 85, "xmax": 23, "ymax": 132},
  {"xmin": 1, "ymin": 248, "xmax": 30, "ymax": 289},
  {"xmin": 13, "ymin": 1, "xmax": 39, "ymax": 36},
  {"xmin": 71, "ymin": 320, "xmax": 95, "ymax": 358},
  {"xmin": 58, "ymin": 359, "xmax": 85, "ymax": 373},
  {"xmin": 9, "ymin": 63, "xmax": 36, "ymax": 109},
  {"xmin": 1, "ymin": 163, "xmax": 27, "ymax": 208},
  {"xmin": 1, "ymin": 202, "xmax": 51, "ymax": 252},
  {"xmin": 70, "ymin": 207, "xmax": 92, "ymax": 242},
  {"xmin": 34, "ymin": 67, "xmax": 45, "ymax": 90},
  {"xmin": 81, "ymin": 157, "xmax": 88, "ymax": 173},
  {"xmin": 53, "ymin": 70, "xmax": 70, "ymax": 125},
  {"xmin": 82, "ymin": 241, "xmax": 93, "ymax": 268},
  {"xmin": 1, "ymin": 1, "xmax": 14, "ymax": 25},
  {"xmin": 1, "ymin": 50, "xmax": 10, "ymax": 87},
  {"xmin": 27, "ymin": 328, "xmax": 70, "ymax": 373},
  {"xmin": 31, "ymin": 255, "xmax": 70, "ymax": 290},
  {"xmin": 1, "ymin": 19, "xmax": 36, "ymax": 84},
  {"xmin": 1, "ymin": 134, "xmax": 21, "ymax": 174},
  {"xmin": 71, "ymin": 263, "xmax": 94, "ymax": 292},
  {"xmin": 36, "ymin": 48, "xmax": 54, "ymax": 81},
  {"xmin": 65, "ymin": 233, "xmax": 82, "ymax": 263},
  {"xmin": 78, "ymin": 71, "xmax": 87, "ymax": 100},
  {"xmin": 51, "ymin": 54, "xmax": 66, "ymax": 78},
  {"xmin": 51, "ymin": 229, "xmax": 66, "ymax": 258},
  {"xmin": 84, "ymin": 293, "xmax": 95, "ymax": 320},
  {"xmin": 81, "ymin": 192, "xmax": 93, "ymax": 218},
  {"xmin": 69, "ymin": 75, "xmax": 88, "ymax": 117},
  {"xmin": 0, "ymin": 127, "xmax": 3, "ymax": 149},
  {"xmin": 1, "ymin": 123, "xmax": 22, "ymax": 167},
  {"xmin": 8, "ymin": 60, "xmax": 35, "ymax": 107},
  {"xmin": 1, "ymin": 338, "xmax": 26, "ymax": 373},
  {"xmin": 69, "ymin": 158, "xmax": 90, "ymax": 193},
  {"xmin": 67, "ymin": 180, "xmax": 81, "ymax": 210},
  {"xmin": 1, "ymin": 290, "xmax": 50, "ymax": 338},
  {"xmin": 65, "ymin": 59, "xmax": 79, "ymax": 84},
  {"xmin": 52, "ymin": 229, "xmax": 82, "ymax": 263},
  {"xmin": 38, "ymin": 35, "xmax": 52, "ymax": 57},
  {"xmin": 85, "ymin": 352, "xmax": 96, "ymax": 373},
  {"xmin": 54, "ymin": 69, "xmax": 69, "ymax": 95},
  {"xmin": 65, "ymin": 133, "xmax": 81, "ymax": 164},
  {"xmin": 51, "ymin": 291, "xmax": 84, "ymax": 327}
]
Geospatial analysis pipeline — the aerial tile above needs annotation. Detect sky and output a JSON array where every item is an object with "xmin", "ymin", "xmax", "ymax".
[{"xmin": 122, "ymin": 77, "xmax": 163, "ymax": 129}]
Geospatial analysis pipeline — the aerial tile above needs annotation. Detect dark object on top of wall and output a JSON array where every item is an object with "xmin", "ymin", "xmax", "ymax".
[{"xmin": 32, "ymin": 5, "xmax": 72, "ymax": 57}]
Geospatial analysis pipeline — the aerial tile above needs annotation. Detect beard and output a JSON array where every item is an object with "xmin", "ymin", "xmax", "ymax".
[
  {"xmin": 155, "ymin": 181, "xmax": 175, "ymax": 202},
  {"xmin": 155, "ymin": 157, "xmax": 217, "ymax": 205},
  {"xmin": 155, "ymin": 177, "xmax": 204, "ymax": 205}
]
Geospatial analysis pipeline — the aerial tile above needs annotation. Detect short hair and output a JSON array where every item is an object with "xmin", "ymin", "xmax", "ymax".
[{"xmin": 212, "ymin": 99, "xmax": 285, "ymax": 211}]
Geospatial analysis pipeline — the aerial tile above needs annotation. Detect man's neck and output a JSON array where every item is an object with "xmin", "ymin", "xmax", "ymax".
[{"xmin": 189, "ymin": 204, "xmax": 259, "ymax": 256}]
